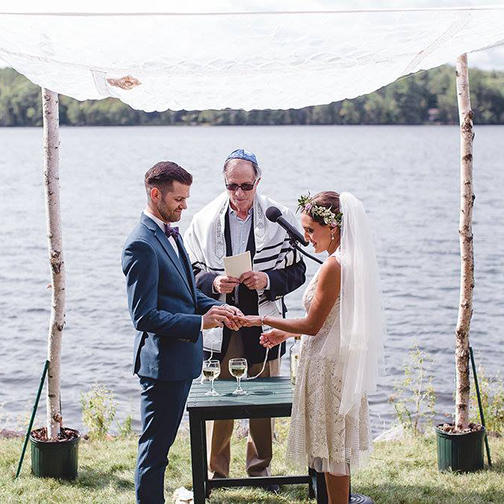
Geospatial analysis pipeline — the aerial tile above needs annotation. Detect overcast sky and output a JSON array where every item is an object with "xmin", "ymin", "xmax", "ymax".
[{"xmin": 1, "ymin": 1, "xmax": 503, "ymax": 70}]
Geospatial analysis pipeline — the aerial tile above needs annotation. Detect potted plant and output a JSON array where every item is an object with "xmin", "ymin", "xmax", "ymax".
[
  {"xmin": 29, "ymin": 89, "xmax": 80, "ymax": 479},
  {"xmin": 435, "ymin": 55, "xmax": 485, "ymax": 472}
]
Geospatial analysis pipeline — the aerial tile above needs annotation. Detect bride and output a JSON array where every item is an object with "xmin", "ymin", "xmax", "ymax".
[{"xmin": 240, "ymin": 191, "xmax": 384, "ymax": 504}]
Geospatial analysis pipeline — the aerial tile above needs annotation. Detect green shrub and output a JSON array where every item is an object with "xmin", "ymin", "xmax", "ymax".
[
  {"xmin": 80, "ymin": 384, "xmax": 116, "ymax": 440},
  {"xmin": 117, "ymin": 414, "xmax": 134, "ymax": 438},
  {"xmin": 389, "ymin": 344, "xmax": 436, "ymax": 435},
  {"xmin": 470, "ymin": 365, "xmax": 504, "ymax": 435}
]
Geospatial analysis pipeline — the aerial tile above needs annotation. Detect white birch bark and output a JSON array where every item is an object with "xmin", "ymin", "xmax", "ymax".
[
  {"xmin": 454, "ymin": 54, "xmax": 474, "ymax": 431},
  {"xmin": 42, "ymin": 89, "xmax": 65, "ymax": 440}
]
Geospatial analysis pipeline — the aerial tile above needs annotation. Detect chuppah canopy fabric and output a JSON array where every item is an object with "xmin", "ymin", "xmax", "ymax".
[{"xmin": 1, "ymin": 2, "xmax": 504, "ymax": 112}]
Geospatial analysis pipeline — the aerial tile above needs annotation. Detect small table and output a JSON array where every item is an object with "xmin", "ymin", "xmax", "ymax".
[{"xmin": 186, "ymin": 376, "xmax": 327, "ymax": 503}]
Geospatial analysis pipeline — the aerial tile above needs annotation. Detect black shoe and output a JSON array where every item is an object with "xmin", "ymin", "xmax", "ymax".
[{"xmin": 264, "ymin": 484, "xmax": 280, "ymax": 494}]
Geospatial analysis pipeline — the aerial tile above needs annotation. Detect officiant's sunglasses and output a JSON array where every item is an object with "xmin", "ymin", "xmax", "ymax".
[{"xmin": 225, "ymin": 179, "xmax": 258, "ymax": 192}]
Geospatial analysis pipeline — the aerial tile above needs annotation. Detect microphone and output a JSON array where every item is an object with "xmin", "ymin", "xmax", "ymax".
[{"xmin": 265, "ymin": 206, "xmax": 309, "ymax": 247}]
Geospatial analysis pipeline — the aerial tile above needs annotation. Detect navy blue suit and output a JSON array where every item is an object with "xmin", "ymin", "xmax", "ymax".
[{"xmin": 122, "ymin": 213, "xmax": 219, "ymax": 504}]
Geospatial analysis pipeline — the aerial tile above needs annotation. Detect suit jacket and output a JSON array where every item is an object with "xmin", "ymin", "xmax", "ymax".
[
  {"xmin": 195, "ymin": 211, "xmax": 306, "ymax": 364},
  {"xmin": 122, "ymin": 213, "xmax": 219, "ymax": 381}
]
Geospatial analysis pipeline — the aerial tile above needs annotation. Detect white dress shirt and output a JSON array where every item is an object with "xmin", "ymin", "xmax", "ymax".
[
  {"xmin": 227, "ymin": 206, "xmax": 270, "ymax": 291},
  {"xmin": 143, "ymin": 209, "xmax": 178, "ymax": 257},
  {"xmin": 228, "ymin": 207, "xmax": 252, "ymax": 255}
]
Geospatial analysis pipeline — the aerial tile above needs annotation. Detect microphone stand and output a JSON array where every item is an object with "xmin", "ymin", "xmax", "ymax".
[{"xmin": 288, "ymin": 237, "xmax": 323, "ymax": 265}]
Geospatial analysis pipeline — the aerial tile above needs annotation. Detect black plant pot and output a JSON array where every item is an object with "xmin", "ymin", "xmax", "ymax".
[
  {"xmin": 435, "ymin": 424, "xmax": 485, "ymax": 472},
  {"xmin": 30, "ymin": 427, "xmax": 80, "ymax": 479}
]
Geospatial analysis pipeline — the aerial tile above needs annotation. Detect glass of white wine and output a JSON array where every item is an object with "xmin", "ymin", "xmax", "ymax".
[
  {"xmin": 229, "ymin": 358, "xmax": 248, "ymax": 396},
  {"xmin": 202, "ymin": 359, "xmax": 221, "ymax": 396}
]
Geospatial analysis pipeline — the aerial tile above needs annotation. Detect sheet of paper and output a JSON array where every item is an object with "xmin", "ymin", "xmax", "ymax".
[{"xmin": 223, "ymin": 251, "xmax": 252, "ymax": 278}]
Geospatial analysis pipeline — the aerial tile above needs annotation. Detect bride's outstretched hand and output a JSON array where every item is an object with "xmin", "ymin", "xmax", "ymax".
[
  {"xmin": 260, "ymin": 329, "xmax": 289, "ymax": 349},
  {"xmin": 236, "ymin": 315, "xmax": 262, "ymax": 327}
]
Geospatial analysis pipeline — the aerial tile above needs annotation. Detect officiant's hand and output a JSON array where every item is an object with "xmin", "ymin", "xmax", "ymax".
[
  {"xmin": 260, "ymin": 329, "xmax": 290, "ymax": 349},
  {"xmin": 213, "ymin": 275, "xmax": 240, "ymax": 294},
  {"xmin": 240, "ymin": 271, "xmax": 268, "ymax": 290}
]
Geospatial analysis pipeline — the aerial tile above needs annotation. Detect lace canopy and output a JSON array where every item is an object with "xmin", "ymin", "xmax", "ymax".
[{"xmin": 1, "ymin": 3, "xmax": 503, "ymax": 111}]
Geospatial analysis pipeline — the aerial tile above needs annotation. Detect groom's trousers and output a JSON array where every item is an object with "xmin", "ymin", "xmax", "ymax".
[{"xmin": 135, "ymin": 376, "xmax": 193, "ymax": 504}]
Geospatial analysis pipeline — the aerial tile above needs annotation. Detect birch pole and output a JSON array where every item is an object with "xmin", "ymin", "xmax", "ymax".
[
  {"xmin": 454, "ymin": 54, "xmax": 474, "ymax": 431},
  {"xmin": 42, "ymin": 88, "xmax": 65, "ymax": 440}
]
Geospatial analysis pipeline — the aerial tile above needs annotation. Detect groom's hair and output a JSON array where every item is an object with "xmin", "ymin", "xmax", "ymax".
[{"xmin": 144, "ymin": 161, "xmax": 193, "ymax": 196}]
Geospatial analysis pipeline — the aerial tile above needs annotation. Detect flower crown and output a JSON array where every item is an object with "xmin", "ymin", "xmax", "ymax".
[{"xmin": 297, "ymin": 193, "xmax": 343, "ymax": 228}]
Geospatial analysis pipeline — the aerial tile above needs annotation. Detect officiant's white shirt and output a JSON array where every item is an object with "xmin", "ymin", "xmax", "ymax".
[
  {"xmin": 228, "ymin": 207, "xmax": 270, "ymax": 291},
  {"xmin": 228, "ymin": 207, "xmax": 252, "ymax": 255}
]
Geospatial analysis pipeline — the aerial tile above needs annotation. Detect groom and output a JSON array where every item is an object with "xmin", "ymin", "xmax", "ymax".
[{"xmin": 122, "ymin": 161, "xmax": 241, "ymax": 504}]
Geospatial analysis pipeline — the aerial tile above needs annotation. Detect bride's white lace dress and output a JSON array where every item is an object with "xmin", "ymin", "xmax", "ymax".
[{"xmin": 286, "ymin": 263, "xmax": 371, "ymax": 476}]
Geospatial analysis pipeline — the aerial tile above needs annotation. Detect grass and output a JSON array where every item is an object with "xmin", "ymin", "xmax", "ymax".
[{"xmin": 1, "ymin": 420, "xmax": 503, "ymax": 504}]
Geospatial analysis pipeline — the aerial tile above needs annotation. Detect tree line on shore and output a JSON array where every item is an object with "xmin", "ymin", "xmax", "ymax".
[{"xmin": 1, "ymin": 65, "xmax": 504, "ymax": 126}]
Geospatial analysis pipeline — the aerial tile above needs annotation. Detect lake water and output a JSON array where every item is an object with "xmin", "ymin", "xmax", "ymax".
[{"xmin": 1, "ymin": 125, "xmax": 503, "ymax": 435}]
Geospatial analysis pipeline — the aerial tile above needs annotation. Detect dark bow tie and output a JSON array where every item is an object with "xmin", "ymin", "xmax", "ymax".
[{"xmin": 164, "ymin": 224, "xmax": 180, "ymax": 239}]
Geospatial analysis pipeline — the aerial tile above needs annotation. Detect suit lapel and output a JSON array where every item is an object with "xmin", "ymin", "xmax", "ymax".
[
  {"xmin": 224, "ymin": 210, "xmax": 232, "ymax": 256},
  {"xmin": 223, "ymin": 212, "xmax": 234, "ymax": 307},
  {"xmin": 175, "ymin": 234, "xmax": 197, "ymax": 303},
  {"xmin": 224, "ymin": 210, "xmax": 258, "ymax": 312},
  {"xmin": 153, "ymin": 227, "xmax": 194, "ymax": 297},
  {"xmin": 224, "ymin": 209, "xmax": 256, "ymax": 258},
  {"xmin": 141, "ymin": 213, "xmax": 191, "ymax": 291},
  {"xmin": 246, "ymin": 213, "xmax": 256, "ymax": 259}
]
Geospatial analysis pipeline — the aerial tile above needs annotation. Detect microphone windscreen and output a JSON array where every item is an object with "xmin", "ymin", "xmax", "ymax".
[{"xmin": 265, "ymin": 206, "xmax": 282, "ymax": 222}]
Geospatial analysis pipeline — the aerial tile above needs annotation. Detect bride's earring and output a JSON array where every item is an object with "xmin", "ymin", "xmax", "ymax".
[{"xmin": 330, "ymin": 231, "xmax": 334, "ymax": 241}]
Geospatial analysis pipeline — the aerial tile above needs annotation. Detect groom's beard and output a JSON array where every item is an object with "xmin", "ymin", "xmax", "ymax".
[{"xmin": 157, "ymin": 202, "xmax": 182, "ymax": 223}]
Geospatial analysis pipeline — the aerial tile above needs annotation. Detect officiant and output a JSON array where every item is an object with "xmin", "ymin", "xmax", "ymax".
[{"xmin": 184, "ymin": 148, "xmax": 306, "ymax": 482}]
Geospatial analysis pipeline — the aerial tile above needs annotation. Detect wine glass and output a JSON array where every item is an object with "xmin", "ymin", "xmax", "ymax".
[
  {"xmin": 229, "ymin": 358, "xmax": 248, "ymax": 395},
  {"xmin": 202, "ymin": 359, "xmax": 221, "ymax": 396}
]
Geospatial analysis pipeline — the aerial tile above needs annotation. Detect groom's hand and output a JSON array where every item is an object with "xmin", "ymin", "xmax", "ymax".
[
  {"xmin": 221, "ymin": 305, "xmax": 245, "ymax": 331},
  {"xmin": 221, "ymin": 305, "xmax": 244, "ymax": 318},
  {"xmin": 202, "ymin": 306, "xmax": 236, "ymax": 330}
]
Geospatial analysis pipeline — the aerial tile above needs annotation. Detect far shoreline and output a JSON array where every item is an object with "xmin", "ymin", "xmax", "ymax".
[{"xmin": 2, "ymin": 123, "xmax": 504, "ymax": 129}]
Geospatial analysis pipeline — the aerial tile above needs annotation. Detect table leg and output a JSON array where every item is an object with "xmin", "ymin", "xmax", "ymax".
[
  {"xmin": 201, "ymin": 421, "xmax": 210, "ymax": 498},
  {"xmin": 309, "ymin": 467, "xmax": 328, "ymax": 504},
  {"xmin": 189, "ymin": 412, "xmax": 207, "ymax": 504},
  {"xmin": 308, "ymin": 467, "xmax": 315, "ymax": 498}
]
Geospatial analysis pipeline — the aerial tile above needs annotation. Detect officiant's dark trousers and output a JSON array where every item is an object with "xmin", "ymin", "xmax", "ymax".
[
  {"xmin": 135, "ymin": 376, "xmax": 192, "ymax": 504},
  {"xmin": 207, "ymin": 333, "xmax": 280, "ymax": 478}
]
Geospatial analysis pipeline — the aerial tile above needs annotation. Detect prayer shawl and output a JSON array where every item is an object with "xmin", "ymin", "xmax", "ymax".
[{"xmin": 184, "ymin": 191, "xmax": 302, "ymax": 353}]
